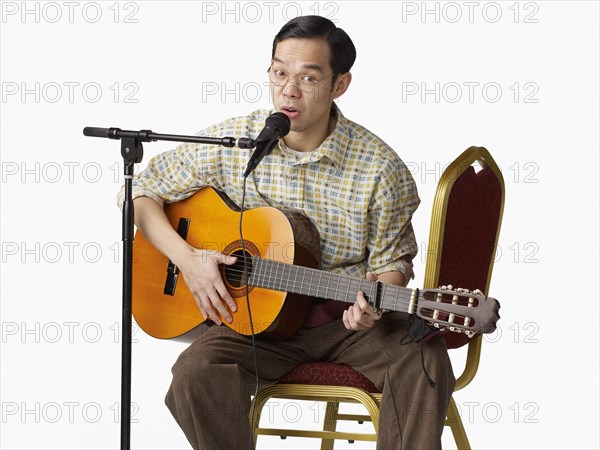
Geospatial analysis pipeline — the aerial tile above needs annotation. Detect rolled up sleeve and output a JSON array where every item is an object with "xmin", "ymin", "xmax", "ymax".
[{"xmin": 366, "ymin": 160, "xmax": 420, "ymax": 281}]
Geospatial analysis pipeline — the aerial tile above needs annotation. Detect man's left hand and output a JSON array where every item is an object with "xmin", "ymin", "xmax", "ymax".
[{"xmin": 342, "ymin": 272, "xmax": 382, "ymax": 330}]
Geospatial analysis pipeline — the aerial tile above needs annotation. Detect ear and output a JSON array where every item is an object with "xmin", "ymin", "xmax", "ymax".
[{"xmin": 332, "ymin": 72, "xmax": 352, "ymax": 100}]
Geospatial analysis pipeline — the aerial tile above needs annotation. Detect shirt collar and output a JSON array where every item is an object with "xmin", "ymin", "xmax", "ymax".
[
  {"xmin": 273, "ymin": 104, "xmax": 348, "ymax": 170},
  {"xmin": 310, "ymin": 104, "xmax": 348, "ymax": 170}
]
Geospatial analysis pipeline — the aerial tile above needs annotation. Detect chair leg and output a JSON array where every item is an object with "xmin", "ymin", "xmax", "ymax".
[
  {"xmin": 446, "ymin": 396, "xmax": 471, "ymax": 450},
  {"xmin": 320, "ymin": 401, "xmax": 339, "ymax": 450}
]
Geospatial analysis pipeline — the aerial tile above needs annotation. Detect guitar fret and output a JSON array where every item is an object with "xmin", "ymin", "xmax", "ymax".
[
  {"xmin": 270, "ymin": 260, "xmax": 277, "ymax": 290},
  {"xmin": 369, "ymin": 281, "xmax": 376, "ymax": 306},
  {"xmin": 261, "ymin": 258, "xmax": 269, "ymax": 289},
  {"xmin": 277, "ymin": 262, "xmax": 284, "ymax": 291},
  {"xmin": 255, "ymin": 258, "xmax": 262, "ymax": 287},
  {"xmin": 264, "ymin": 259, "xmax": 270, "ymax": 289},
  {"xmin": 250, "ymin": 257, "xmax": 259, "ymax": 287},
  {"xmin": 292, "ymin": 264, "xmax": 299, "ymax": 294},
  {"xmin": 352, "ymin": 278, "xmax": 360, "ymax": 304},
  {"xmin": 308, "ymin": 268, "xmax": 315, "ymax": 295},
  {"xmin": 302, "ymin": 267, "xmax": 310, "ymax": 296},
  {"xmin": 317, "ymin": 270, "xmax": 322, "ymax": 299},
  {"xmin": 313, "ymin": 267, "xmax": 320, "ymax": 297},
  {"xmin": 298, "ymin": 269, "xmax": 304, "ymax": 298},
  {"xmin": 279, "ymin": 261, "xmax": 287, "ymax": 292},
  {"xmin": 301, "ymin": 267, "xmax": 309, "ymax": 296},
  {"xmin": 267, "ymin": 259, "xmax": 276, "ymax": 290},
  {"xmin": 287, "ymin": 265, "xmax": 295, "ymax": 293},
  {"xmin": 261, "ymin": 259, "xmax": 269, "ymax": 289},
  {"xmin": 345, "ymin": 275, "xmax": 352, "ymax": 304},
  {"xmin": 269, "ymin": 259, "xmax": 276, "ymax": 290},
  {"xmin": 284, "ymin": 265, "xmax": 292, "ymax": 292},
  {"xmin": 282, "ymin": 264, "xmax": 291, "ymax": 292},
  {"xmin": 277, "ymin": 262, "xmax": 285, "ymax": 291},
  {"xmin": 328, "ymin": 272, "xmax": 335, "ymax": 300}
]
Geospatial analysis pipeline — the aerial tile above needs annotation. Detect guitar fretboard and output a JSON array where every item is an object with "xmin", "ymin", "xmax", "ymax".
[{"xmin": 248, "ymin": 257, "xmax": 415, "ymax": 313}]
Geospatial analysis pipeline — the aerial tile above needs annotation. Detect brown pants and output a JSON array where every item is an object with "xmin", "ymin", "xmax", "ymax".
[{"xmin": 165, "ymin": 312, "xmax": 455, "ymax": 450}]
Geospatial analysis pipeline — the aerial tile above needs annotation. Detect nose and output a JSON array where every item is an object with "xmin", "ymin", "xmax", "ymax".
[{"xmin": 283, "ymin": 80, "xmax": 301, "ymax": 98}]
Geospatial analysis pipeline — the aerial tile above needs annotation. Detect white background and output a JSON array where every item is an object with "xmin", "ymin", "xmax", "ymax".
[{"xmin": 1, "ymin": 1, "xmax": 598, "ymax": 449}]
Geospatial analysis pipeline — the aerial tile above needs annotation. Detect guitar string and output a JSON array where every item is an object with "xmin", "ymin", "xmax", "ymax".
[
  {"xmin": 220, "ymin": 262, "xmax": 479, "ymax": 325},
  {"xmin": 221, "ymin": 258, "xmax": 481, "ymax": 304},
  {"xmin": 221, "ymin": 261, "xmax": 480, "ymax": 308}
]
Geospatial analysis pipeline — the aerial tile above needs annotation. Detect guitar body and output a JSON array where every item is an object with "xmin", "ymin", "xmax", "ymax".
[{"xmin": 132, "ymin": 187, "xmax": 320, "ymax": 342}]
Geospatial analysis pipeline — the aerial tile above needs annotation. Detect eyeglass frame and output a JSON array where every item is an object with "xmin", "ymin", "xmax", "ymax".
[{"xmin": 267, "ymin": 66, "xmax": 339, "ymax": 92}]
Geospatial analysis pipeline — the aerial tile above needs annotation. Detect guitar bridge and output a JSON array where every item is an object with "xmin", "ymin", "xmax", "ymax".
[{"xmin": 164, "ymin": 217, "xmax": 191, "ymax": 296}]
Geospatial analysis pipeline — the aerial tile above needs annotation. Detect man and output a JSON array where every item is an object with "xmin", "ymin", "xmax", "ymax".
[{"xmin": 127, "ymin": 15, "xmax": 454, "ymax": 449}]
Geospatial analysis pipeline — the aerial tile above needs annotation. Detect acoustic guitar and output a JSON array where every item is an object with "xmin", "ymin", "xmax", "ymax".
[{"xmin": 132, "ymin": 187, "xmax": 500, "ymax": 342}]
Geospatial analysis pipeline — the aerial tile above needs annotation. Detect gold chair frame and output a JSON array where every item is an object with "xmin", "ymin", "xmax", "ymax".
[{"xmin": 252, "ymin": 146, "xmax": 505, "ymax": 449}]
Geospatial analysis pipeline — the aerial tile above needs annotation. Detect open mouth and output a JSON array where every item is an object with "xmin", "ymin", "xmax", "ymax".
[{"xmin": 281, "ymin": 106, "xmax": 300, "ymax": 118}]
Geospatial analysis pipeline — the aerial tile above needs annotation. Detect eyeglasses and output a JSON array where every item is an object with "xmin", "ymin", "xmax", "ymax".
[{"xmin": 267, "ymin": 67, "xmax": 337, "ymax": 92}]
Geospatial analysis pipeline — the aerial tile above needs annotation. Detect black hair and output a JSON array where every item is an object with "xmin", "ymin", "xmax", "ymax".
[{"xmin": 272, "ymin": 15, "xmax": 357, "ymax": 81}]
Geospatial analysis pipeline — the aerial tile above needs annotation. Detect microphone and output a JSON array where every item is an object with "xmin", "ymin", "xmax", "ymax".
[{"xmin": 243, "ymin": 112, "xmax": 290, "ymax": 178}]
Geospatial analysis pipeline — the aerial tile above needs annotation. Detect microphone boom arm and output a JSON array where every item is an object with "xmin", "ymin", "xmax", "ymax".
[{"xmin": 83, "ymin": 126, "xmax": 255, "ymax": 148}]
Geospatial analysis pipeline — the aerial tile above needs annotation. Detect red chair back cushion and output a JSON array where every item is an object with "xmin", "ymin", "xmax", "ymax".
[{"xmin": 439, "ymin": 166, "xmax": 502, "ymax": 349}]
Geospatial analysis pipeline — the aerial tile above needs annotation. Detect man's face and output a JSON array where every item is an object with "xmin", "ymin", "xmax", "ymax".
[{"xmin": 270, "ymin": 38, "xmax": 346, "ymax": 135}]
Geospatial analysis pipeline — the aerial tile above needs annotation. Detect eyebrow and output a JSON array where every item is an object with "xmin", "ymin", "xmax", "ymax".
[{"xmin": 272, "ymin": 57, "xmax": 324, "ymax": 73}]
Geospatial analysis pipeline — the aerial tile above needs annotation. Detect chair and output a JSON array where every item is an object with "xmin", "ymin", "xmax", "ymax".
[{"xmin": 251, "ymin": 146, "xmax": 505, "ymax": 449}]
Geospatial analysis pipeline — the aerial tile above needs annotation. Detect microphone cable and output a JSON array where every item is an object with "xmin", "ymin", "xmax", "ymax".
[
  {"xmin": 237, "ymin": 113, "xmax": 289, "ymax": 447},
  {"xmin": 238, "ymin": 174, "xmax": 260, "ymax": 450}
]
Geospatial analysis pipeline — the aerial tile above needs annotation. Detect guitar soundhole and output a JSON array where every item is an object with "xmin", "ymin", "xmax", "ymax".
[
  {"xmin": 221, "ymin": 239, "xmax": 260, "ymax": 297},
  {"xmin": 225, "ymin": 249, "xmax": 253, "ymax": 288}
]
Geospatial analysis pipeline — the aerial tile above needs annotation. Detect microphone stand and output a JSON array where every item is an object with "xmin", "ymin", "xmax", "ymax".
[{"xmin": 82, "ymin": 127, "xmax": 255, "ymax": 450}]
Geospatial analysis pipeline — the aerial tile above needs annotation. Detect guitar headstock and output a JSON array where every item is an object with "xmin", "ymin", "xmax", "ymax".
[{"xmin": 416, "ymin": 285, "xmax": 500, "ymax": 337}]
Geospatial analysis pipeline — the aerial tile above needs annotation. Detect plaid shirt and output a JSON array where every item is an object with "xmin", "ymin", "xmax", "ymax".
[{"xmin": 123, "ymin": 107, "xmax": 420, "ymax": 280}]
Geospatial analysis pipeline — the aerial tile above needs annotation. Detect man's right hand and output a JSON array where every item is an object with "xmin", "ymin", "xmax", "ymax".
[
  {"xmin": 177, "ymin": 249, "xmax": 238, "ymax": 325},
  {"xmin": 132, "ymin": 196, "xmax": 239, "ymax": 326}
]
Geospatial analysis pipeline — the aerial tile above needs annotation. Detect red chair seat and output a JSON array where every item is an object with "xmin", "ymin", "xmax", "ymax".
[{"xmin": 280, "ymin": 362, "xmax": 379, "ymax": 393}]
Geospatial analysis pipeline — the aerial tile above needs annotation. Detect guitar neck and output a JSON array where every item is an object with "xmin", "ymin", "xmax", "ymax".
[{"xmin": 248, "ymin": 257, "xmax": 414, "ymax": 314}]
